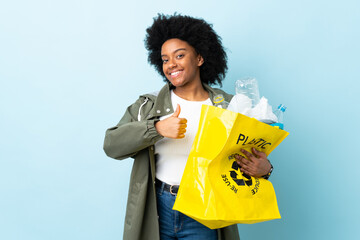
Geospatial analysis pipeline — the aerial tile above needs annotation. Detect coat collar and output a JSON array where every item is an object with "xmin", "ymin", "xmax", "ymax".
[
  {"xmin": 150, "ymin": 83, "xmax": 174, "ymax": 118},
  {"xmin": 150, "ymin": 82, "xmax": 229, "ymax": 118}
]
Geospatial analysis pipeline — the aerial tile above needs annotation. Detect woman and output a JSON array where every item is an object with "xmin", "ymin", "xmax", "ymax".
[{"xmin": 103, "ymin": 13, "xmax": 272, "ymax": 240}]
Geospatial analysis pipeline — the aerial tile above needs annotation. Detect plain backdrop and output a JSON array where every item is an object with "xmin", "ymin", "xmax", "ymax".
[{"xmin": 1, "ymin": 0, "xmax": 359, "ymax": 239}]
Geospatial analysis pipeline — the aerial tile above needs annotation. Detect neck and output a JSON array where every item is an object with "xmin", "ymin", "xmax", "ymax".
[{"xmin": 173, "ymin": 83, "xmax": 209, "ymax": 101}]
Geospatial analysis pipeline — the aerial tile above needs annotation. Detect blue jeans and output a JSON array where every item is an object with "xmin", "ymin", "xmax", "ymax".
[{"xmin": 156, "ymin": 183, "xmax": 218, "ymax": 240}]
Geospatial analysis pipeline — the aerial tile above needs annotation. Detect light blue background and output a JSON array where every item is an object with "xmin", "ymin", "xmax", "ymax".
[{"xmin": 1, "ymin": 0, "xmax": 359, "ymax": 239}]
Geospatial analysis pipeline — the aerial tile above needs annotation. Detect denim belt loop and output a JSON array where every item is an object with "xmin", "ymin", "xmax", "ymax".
[
  {"xmin": 160, "ymin": 181, "xmax": 166, "ymax": 193},
  {"xmin": 156, "ymin": 179, "xmax": 165, "ymax": 195}
]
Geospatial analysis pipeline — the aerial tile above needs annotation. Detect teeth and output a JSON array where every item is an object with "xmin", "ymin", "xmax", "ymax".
[{"xmin": 170, "ymin": 71, "xmax": 181, "ymax": 76}]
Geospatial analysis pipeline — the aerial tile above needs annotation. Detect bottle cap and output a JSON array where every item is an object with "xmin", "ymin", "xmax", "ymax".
[{"xmin": 277, "ymin": 104, "xmax": 287, "ymax": 112}]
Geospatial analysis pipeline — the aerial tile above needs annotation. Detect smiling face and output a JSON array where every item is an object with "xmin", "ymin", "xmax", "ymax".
[{"xmin": 161, "ymin": 38, "xmax": 204, "ymax": 89}]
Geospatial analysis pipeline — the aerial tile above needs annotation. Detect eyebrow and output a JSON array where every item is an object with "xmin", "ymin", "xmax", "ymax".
[{"xmin": 161, "ymin": 48, "xmax": 187, "ymax": 57}]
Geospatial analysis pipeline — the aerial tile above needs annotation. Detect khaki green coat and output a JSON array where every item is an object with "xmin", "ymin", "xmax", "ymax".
[{"xmin": 103, "ymin": 83, "xmax": 240, "ymax": 240}]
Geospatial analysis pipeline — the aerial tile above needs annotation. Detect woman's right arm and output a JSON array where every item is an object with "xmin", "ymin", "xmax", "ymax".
[{"xmin": 103, "ymin": 98, "xmax": 163, "ymax": 160}]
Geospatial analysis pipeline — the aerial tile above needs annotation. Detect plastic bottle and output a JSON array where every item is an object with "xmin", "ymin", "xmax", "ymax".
[
  {"xmin": 213, "ymin": 94, "xmax": 229, "ymax": 109},
  {"xmin": 271, "ymin": 104, "xmax": 287, "ymax": 130},
  {"xmin": 235, "ymin": 78, "xmax": 260, "ymax": 107}
]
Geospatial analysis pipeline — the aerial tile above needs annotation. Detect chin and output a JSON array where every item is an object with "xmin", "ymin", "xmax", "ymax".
[{"xmin": 169, "ymin": 79, "xmax": 186, "ymax": 87}]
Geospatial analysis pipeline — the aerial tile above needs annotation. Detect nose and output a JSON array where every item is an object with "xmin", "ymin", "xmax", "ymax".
[{"xmin": 168, "ymin": 58, "xmax": 177, "ymax": 69}]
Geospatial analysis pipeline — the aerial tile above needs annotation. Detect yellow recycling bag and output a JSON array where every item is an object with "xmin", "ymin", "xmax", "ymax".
[{"xmin": 173, "ymin": 105, "xmax": 289, "ymax": 229}]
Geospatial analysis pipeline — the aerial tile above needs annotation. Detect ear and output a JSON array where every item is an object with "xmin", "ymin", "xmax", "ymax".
[{"xmin": 197, "ymin": 54, "xmax": 204, "ymax": 67}]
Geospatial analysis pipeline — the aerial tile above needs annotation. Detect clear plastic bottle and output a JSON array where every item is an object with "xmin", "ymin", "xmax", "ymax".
[
  {"xmin": 271, "ymin": 104, "xmax": 287, "ymax": 129},
  {"xmin": 213, "ymin": 94, "xmax": 229, "ymax": 109},
  {"xmin": 235, "ymin": 78, "xmax": 260, "ymax": 107}
]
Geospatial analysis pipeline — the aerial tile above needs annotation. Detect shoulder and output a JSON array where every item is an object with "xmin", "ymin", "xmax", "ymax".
[
  {"xmin": 137, "ymin": 83, "xmax": 170, "ymax": 105},
  {"xmin": 126, "ymin": 83, "xmax": 171, "ymax": 120},
  {"xmin": 204, "ymin": 84, "xmax": 233, "ymax": 102},
  {"xmin": 212, "ymin": 88, "xmax": 233, "ymax": 101},
  {"xmin": 123, "ymin": 90, "xmax": 159, "ymax": 119},
  {"xmin": 132, "ymin": 84, "xmax": 167, "ymax": 105}
]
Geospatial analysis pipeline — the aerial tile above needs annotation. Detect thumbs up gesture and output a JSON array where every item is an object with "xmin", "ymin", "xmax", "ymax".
[{"xmin": 155, "ymin": 104, "xmax": 187, "ymax": 139}]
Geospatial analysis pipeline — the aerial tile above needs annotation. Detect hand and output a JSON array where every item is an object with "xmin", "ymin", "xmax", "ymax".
[
  {"xmin": 235, "ymin": 148, "xmax": 271, "ymax": 178},
  {"xmin": 155, "ymin": 104, "xmax": 187, "ymax": 139}
]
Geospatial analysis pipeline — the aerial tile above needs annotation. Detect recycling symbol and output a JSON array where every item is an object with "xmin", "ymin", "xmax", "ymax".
[{"xmin": 229, "ymin": 161, "xmax": 253, "ymax": 186}]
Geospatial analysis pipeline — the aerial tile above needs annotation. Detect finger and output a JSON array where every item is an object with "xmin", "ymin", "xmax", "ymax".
[
  {"xmin": 178, "ymin": 133, "xmax": 185, "ymax": 138},
  {"xmin": 252, "ymin": 147, "xmax": 266, "ymax": 159},
  {"xmin": 172, "ymin": 104, "xmax": 181, "ymax": 117},
  {"xmin": 235, "ymin": 153, "xmax": 246, "ymax": 162},
  {"xmin": 251, "ymin": 148, "xmax": 260, "ymax": 158},
  {"xmin": 241, "ymin": 161, "xmax": 257, "ymax": 173},
  {"xmin": 237, "ymin": 158, "xmax": 251, "ymax": 168},
  {"xmin": 240, "ymin": 167, "xmax": 253, "ymax": 177},
  {"xmin": 234, "ymin": 153, "xmax": 241, "ymax": 160},
  {"xmin": 240, "ymin": 149, "xmax": 254, "ymax": 160},
  {"xmin": 179, "ymin": 118, "xmax": 187, "ymax": 124},
  {"xmin": 178, "ymin": 128, "xmax": 187, "ymax": 134},
  {"xmin": 240, "ymin": 163, "xmax": 252, "ymax": 171}
]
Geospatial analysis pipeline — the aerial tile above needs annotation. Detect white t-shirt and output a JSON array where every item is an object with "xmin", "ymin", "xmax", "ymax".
[{"xmin": 155, "ymin": 90, "xmax": 212, "ymax": 185}]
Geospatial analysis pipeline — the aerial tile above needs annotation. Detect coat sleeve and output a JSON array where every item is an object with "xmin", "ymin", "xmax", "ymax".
[{"xmin": 103, "ymin": 97, "xmax": 163, "ymax": 160}]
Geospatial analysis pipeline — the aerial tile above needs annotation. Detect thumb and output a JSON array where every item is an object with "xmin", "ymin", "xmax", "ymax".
[{"xmin": 172, "ymin": 104, "xmax": 181, "ymax": 117}]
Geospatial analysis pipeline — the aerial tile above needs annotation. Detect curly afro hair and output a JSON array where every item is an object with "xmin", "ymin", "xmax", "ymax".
[{"xmin": 145, "ymin": 13, "xmax": 227, "ymax": 87}]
